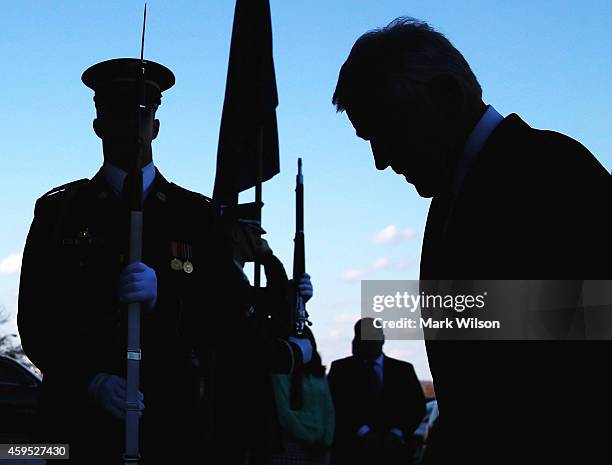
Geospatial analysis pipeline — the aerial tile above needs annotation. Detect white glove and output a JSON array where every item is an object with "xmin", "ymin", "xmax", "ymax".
[
  {"xmin": 118, "ymin": 262, "xmax": 158, "ymax": 310},
  {"xmin": 88, "ymin": 373, "xmax": 144, "ymax": 420},
  {"xmin": 297, "ymin": 273, "xmax": 313, "ymax": 303}
]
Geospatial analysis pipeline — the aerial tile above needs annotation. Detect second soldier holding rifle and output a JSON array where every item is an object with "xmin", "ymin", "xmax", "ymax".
[{"xmin": 200, "ymin": 203, "xmax": 314, "ymax": 465}]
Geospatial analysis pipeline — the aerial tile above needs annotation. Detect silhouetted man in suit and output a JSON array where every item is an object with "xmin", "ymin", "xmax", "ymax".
[
  {"xmin": 328, "ymin": 318, "xmax": 425, "ymax": 465},
  {"xmin": 333, "ymin": 17, "xmax": 611, "ymax": 464}
]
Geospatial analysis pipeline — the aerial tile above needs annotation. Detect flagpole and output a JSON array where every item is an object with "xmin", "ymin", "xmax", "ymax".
[
  {"xmin": 254, "ymin": 125, "xmax": 264, "ymax": 287},
  {"xmin": 124, "ymin": 4, "xmax": 147, "ymax": 464}
]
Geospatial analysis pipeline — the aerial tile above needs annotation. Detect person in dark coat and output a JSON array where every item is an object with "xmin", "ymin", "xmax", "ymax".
[
  {"xmin": 201, "ymin": 209, "xmax": 315, "ymax": 465},
  {"xmin": 16, "ymin": 58, "xmax": 267, "ymax": 464},
  {"xmin": 328, "ymin": 318, "xmax": 426, "ymax": 465},
  {"xmin": 332, "ymin": 17, "xmax": 612, "ymax": 464},
  {"xmin": 270, "ymin": 327, "xmax": 335, "ymax": 465}
]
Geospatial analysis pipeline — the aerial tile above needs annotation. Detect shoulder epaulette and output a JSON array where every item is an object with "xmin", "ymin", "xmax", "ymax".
[
  {"xmin": 169, "ymin": 182, "xmax": 215, "ymax": 204},
  {"xmin": 35, "ymin": 178, "xmax": 89, "ymax": 216},
  {"xmin": 41, "ymin": 178, "xmax": 90, "ymax": 199}
]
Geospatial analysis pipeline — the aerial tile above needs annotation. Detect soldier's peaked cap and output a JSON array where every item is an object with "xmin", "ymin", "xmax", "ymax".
[{"xmin": 82, "ymin": 58, "xmax": 175, "ymax": 106}]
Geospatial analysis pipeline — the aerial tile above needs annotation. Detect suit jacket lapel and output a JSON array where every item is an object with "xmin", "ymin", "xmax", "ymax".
[{"xmin": 420, "ymin": 192, "xmax": 455, "ymax": 279}]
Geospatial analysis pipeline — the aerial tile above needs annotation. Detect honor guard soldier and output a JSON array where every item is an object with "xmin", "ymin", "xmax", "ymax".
[
  {"xmin": 17, "ymin": 58, "xmax": 256, "ymax": 464},
  {"xmin": 204, "ymin": 203, "xmax": 314, "ymax": 465}
]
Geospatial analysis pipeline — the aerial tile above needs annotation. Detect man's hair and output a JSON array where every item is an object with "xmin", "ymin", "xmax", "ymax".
[
  {"xmin": 354, "ymin": 317, "xmax": 385, "ymax": 342},
  {"xmin": 332, "ymin": 17, "xmax": 482, "ymax": 112}
]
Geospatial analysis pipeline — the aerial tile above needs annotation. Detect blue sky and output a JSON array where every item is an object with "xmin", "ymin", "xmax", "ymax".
[{"xmin": 1, "ymin": 1, "xmax": 610, "ymax": 380}]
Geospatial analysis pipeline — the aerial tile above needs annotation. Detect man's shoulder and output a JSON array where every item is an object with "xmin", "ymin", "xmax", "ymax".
[
  {"xmin": 383, "ymin": 355, "xmax": 415, "ymax": 371},
  {"xmin": 162, "ymin": 182, "xmax": 221, "ymax": 217},
  {"xmin": 34, "ymin": 178, "xmax": 90, "ymax": 216},
  {"xmin": 165, "ymin": 182, "xmax": 216, "ymax": 205},
  {"xmin": 330, "ymin": 356, "xmax": 355, "ymax": 371},
  {"xmin": 536, "ymin": 128, "xmax": 608, "ymax": 179},
  {"xmin": 498, "ymin": 114, "xmax": 607, "ymax": 177},
  {"xmin": 472, "ymin": 114, "xmax": 608, "ymax": 197}
]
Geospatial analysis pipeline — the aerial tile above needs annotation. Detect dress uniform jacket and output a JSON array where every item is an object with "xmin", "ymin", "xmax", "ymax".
[
  {"xmin": 420, "ymin": 114, "xmax": 612, "ymax": 463},
  {"xmin": 17, "ymin": 168, "xmax": 253, "ymax": 464}
]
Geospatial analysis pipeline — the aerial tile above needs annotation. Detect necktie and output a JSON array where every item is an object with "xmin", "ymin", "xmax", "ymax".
[
  {"xmin": 122, "ymin": 171, "xmax": 144, "ymax": 205},
  {"xmin": 365, "ymin": 359, "xmax": 382, "ymax": 398}
]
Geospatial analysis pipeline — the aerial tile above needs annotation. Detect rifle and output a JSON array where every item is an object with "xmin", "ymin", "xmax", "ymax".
[
  {"xmin": 124, "ymin": 4, "xmax": 147, "ymax": 464},
  {"xmin": 289, "ymin": 158, "xmax": 312, "ymax": 410}
]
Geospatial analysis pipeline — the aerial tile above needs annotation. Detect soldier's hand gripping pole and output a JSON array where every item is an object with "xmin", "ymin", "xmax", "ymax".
[{"xmin": 124, "ymin": 4, "xmax": 147, "ymax": 464}]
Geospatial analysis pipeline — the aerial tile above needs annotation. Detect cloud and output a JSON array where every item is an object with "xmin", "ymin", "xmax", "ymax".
[
  {"xmin": 372, "ymin": 257, "xmax": 391, "ymax": 270},
  {"xmin": 0, "ymin": 304, "xmax": 9, "ymax": 325},
  {"xmin": 372, "ymin": 225, "xmax": 398, "ymax": 244},
  {"xmin": 340, "ymin": 269, "xmax": 366, "ymax": 281},
  {"xmin": 320, "ymin": 300, "xmax": 357, "ymax": 310},
  {"xmin": 371, "ymin": 225, "xmax": 417, "ymax": 245},
  {"xmin": 0, "ymin": 253, "xmax": 22, "ymax": 274},
  {"xmin": 400, "ymin": 227, "xmax": 417, "ymax": 241},
  {"xmin": 395, "ymin": 257, "xmax": 412, "ymax": 271},
  {"xmin": 333, "ymin": 312, "xmax": 361, "ymax": 324},
  {"xmin": 320, "ymin": 328, "xmax": 346, "ymax": 341},
  {"xmin": 318, "ymin": 325, "xmax": 353, "ymax": 343}
]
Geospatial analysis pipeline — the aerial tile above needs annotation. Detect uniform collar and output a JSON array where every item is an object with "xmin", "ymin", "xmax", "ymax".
[
  {"xmin": 98, "ymin": 160, "xmax": 156, "ymax": 198},
  {"xmin": 90, "ymin": 164, "xmax": 170, "ymax": 204},
  {"xmin": 451, "ymin": 105, "xmax": 504, "ymax": 194}
]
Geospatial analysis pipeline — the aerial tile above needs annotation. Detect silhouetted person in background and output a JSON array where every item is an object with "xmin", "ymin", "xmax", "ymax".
[
  {"xmin": 17, "ymin": 58, "xmax": 256, "ymax": 464},
  {"xmin": 270, "ymin": 327, "xmax": 335, "ymax": 465},
  {"xmin": 206, "ymin": 210, "xmax": 314, "ymax": 465},
  {"xmin": 328, "ymin": 318, "xmax": 425, "ymax": 465},
  {"xmin": 332, "ymin": 17, "xmax": 611, "ymax": 464}
]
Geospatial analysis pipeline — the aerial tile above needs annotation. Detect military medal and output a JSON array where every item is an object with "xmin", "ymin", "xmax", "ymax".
[
  {"xmin": 170, "ymin": 242, "xmax": 183, "ymax": 271},
  {"xmin": 183, "ymin": 243, "xmax": 194, "ymax": 274},
  {"xmin": 170, "ymin": 258, "xmax": 183, "ymax": 271}
]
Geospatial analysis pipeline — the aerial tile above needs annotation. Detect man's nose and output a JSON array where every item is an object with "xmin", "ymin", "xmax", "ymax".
[
  {"xmin": 371, "ymin": 141, "xmax": 390, "ymax": 171},
  {"xmin": 375, "ymin": 158, "xmax": 390, "ymax": 171}
]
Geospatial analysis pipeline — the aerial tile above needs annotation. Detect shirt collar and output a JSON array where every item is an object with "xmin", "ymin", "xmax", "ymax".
[
  {"xmin": 99, "ymin": 160, "xmax": 156, "ymax": 197},
  {"xmin": 451, "ymin": 105, "xmax": 504, "ymax": 194}
]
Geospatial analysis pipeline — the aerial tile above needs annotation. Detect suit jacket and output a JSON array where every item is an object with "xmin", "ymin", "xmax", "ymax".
[
  {"xmin": 328, "ymin": 355, "xmax": 425, "ymax": 463},
  {"xmin": 420, "ymin": 114, "xmax": 612, "ymax": 463},
  {"xmin": 17, "ymin": 169, "xmax": 262, "ymax": 464}
]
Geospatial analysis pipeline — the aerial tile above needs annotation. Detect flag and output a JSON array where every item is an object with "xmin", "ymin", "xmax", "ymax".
[{"xmin": 213, "ymin": 0, "xmax": 280, "ymax": 204}]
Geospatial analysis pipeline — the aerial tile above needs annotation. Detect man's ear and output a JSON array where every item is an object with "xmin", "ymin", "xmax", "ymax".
[
  {"xmin": 426, "ymin": 74, "xmax": 465, "ymax": 120},
  {"xmin": 92, "ymin": 118, "xmax": 103, "ymax": 139},
  {"xmin": 152, "ymin": 119, "xmax": 160, "ymax": 140}
]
